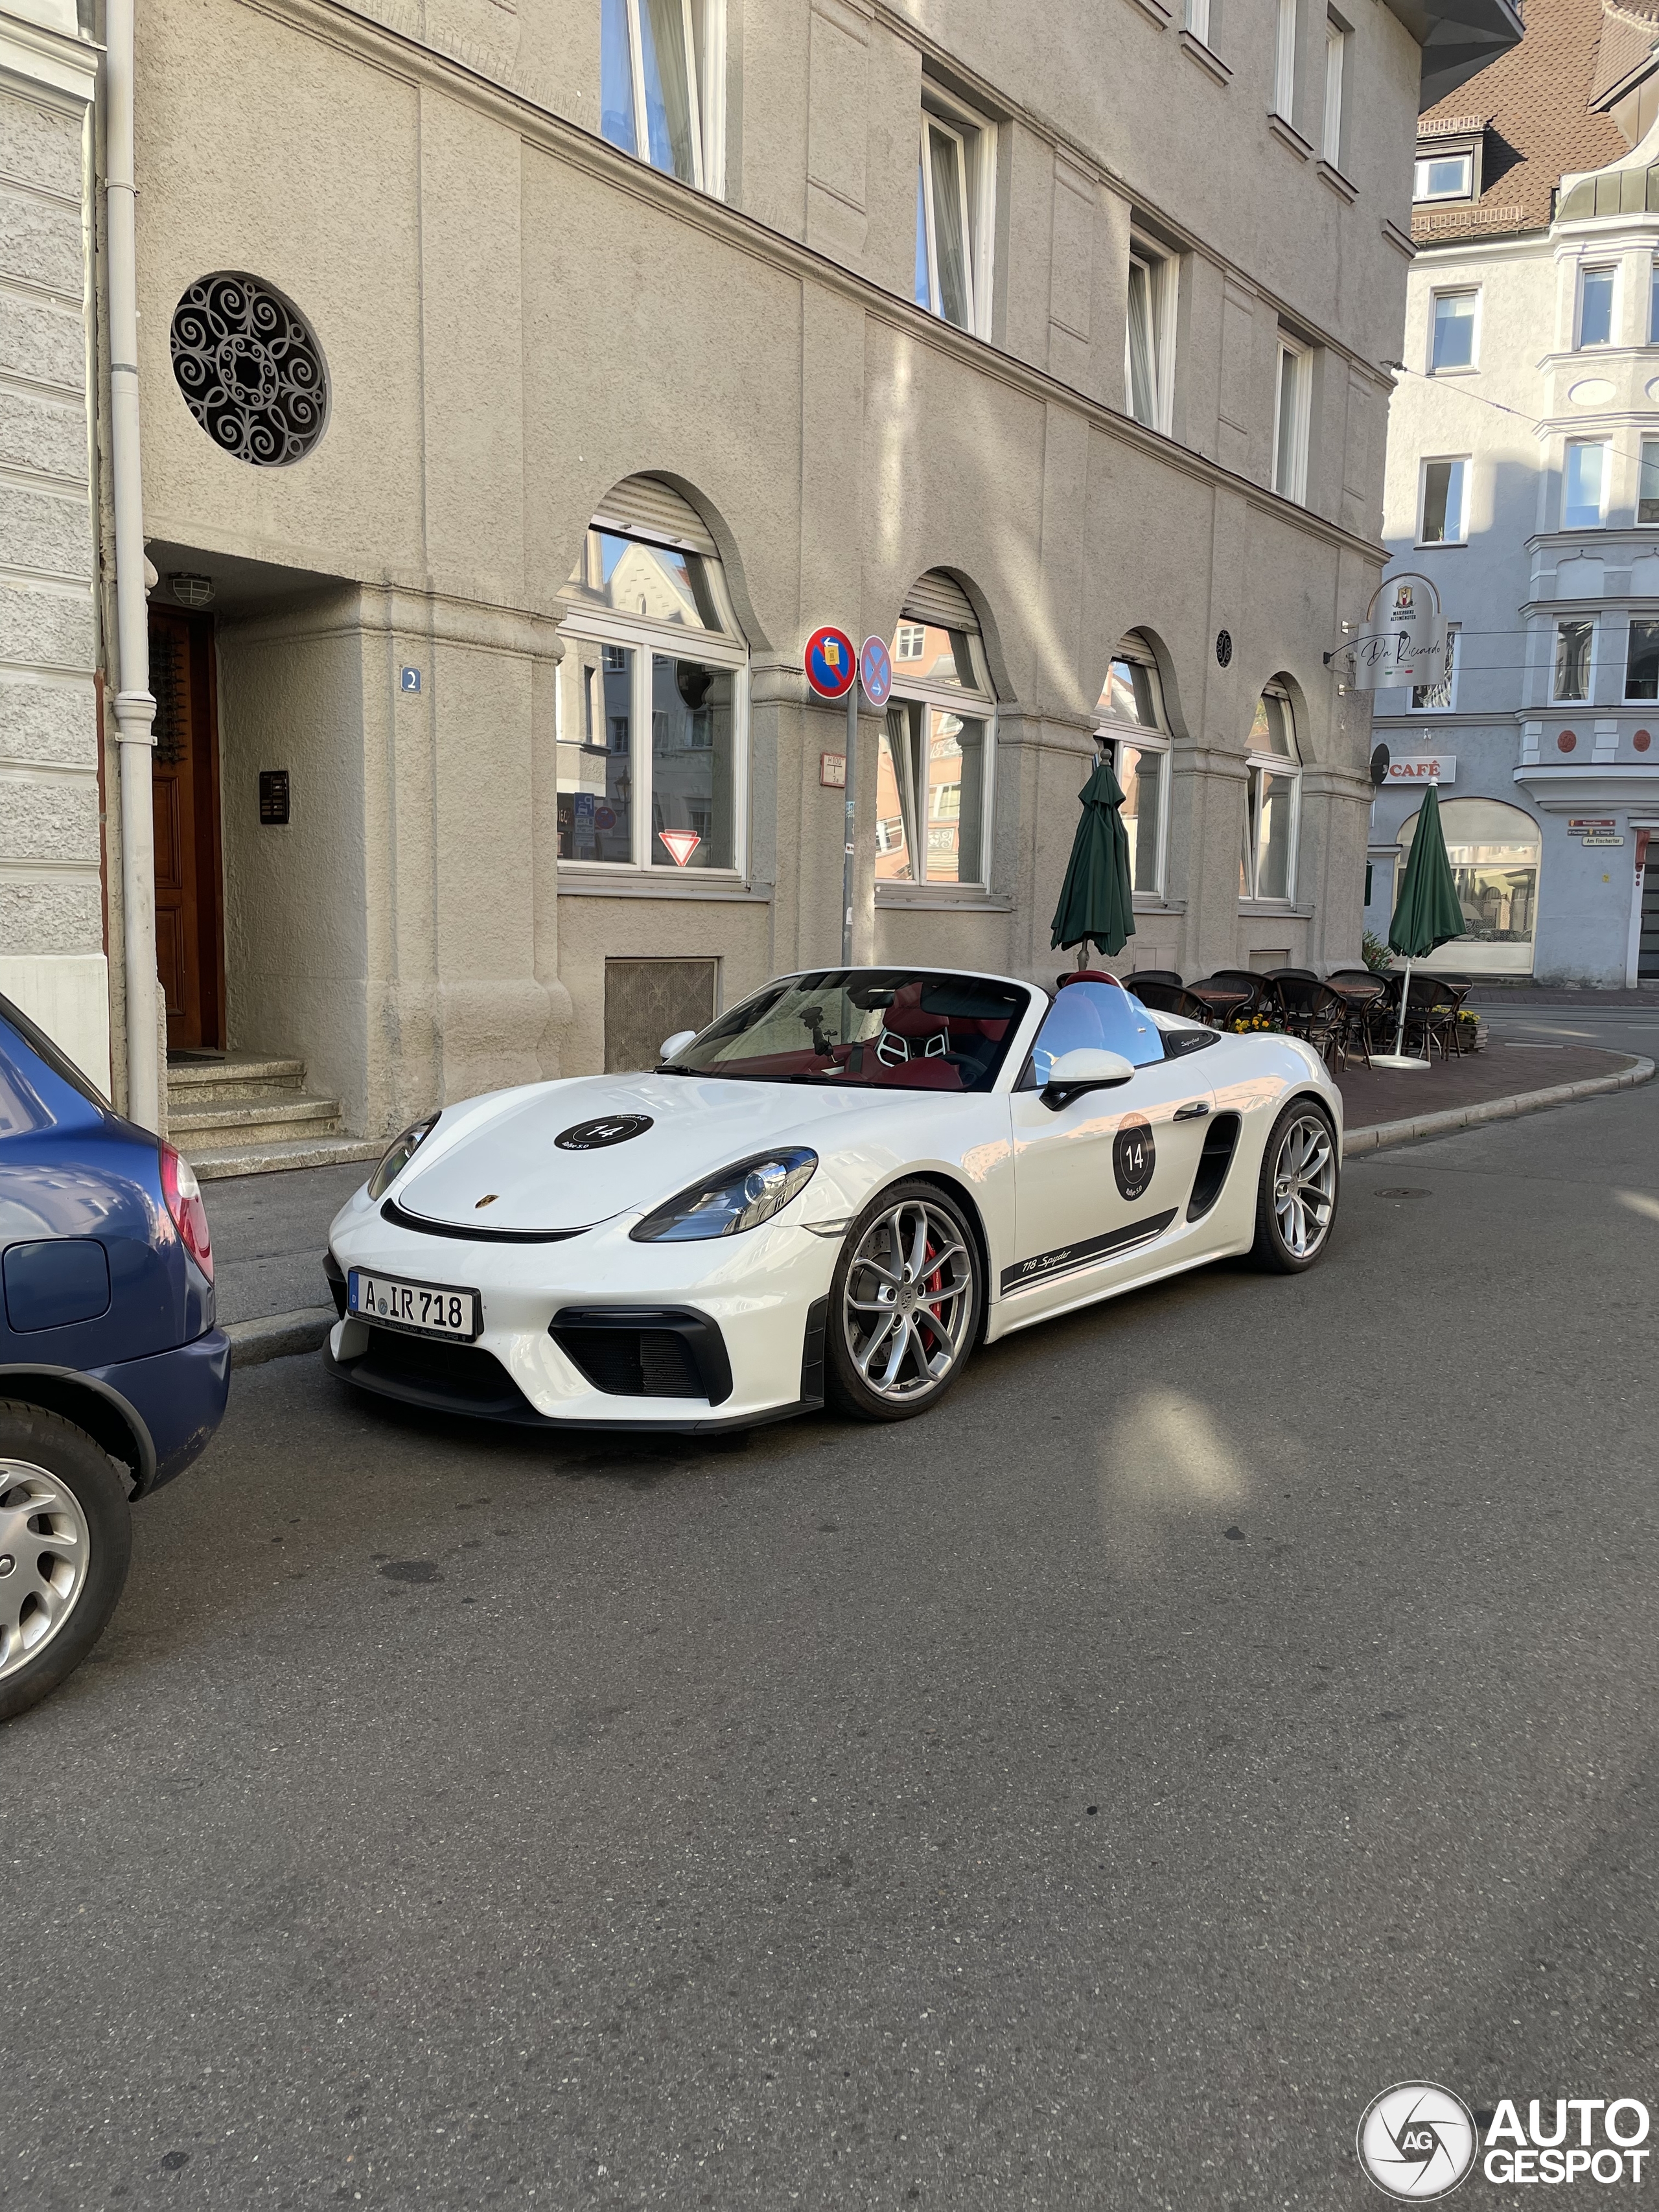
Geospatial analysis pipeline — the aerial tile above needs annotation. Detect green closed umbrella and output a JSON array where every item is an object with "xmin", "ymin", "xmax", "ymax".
[
  {"xmin": 1379, "ymin": 780, "xmax": 1464, "ymax": 1066},
  {"xmin": 1050, "ymin": 759, "xmax": 1137, "ymax": 966}
]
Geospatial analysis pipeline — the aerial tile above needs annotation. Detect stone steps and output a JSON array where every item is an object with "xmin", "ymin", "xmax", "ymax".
[{"xmin": 167, "ymin": 1051, "xmax": 377, "ymax": 1179}]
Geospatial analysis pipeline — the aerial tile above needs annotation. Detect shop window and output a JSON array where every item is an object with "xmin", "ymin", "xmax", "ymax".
[
  {"xmin": 1398, "ymin": 798, "xmax": 1539, "ymax": 960},
  {"xmin": 1413, "ymin": 151, "xmax": 1472, "ymax": 201},
  {"xmin": 1273, "ymin": 334, "xmax": 1312, "ymax": 503},
  {"xmin": 1626, "ymin": 620, "xmax": 1659, "ymax": 701},
  {"xmin": 557, "ymin": 483, "xmax": 747, "ymax": 873},
  {"xmin": 1553, "ymin": 619, "xmax": 1594, "ymax": 703},
  {"xmin": 1577, "ymin": 266, "xmax": 1615, "ymax": 349},
  {"xmin": 1419, "ymin": 456, "xmax": 1468, "ymax": 544},
  {"xmin": 1126, "ymin": 240, "xmax": 1176, "ymax": 434},
  {"xmin": 1095, "ymin": 634, "xmax": 1172, "ymax": 898},
  {"xmin": 1240, "ymin": 682, "xmax": 1301, "ymax": 902},
  {"xmin": 1411, "ymin": 624, "xmax": 1459, "ymax": 711},
  {"xmin": 1562, "ymin": 439, "xmax": 1609, "ymax": 529},
  {"xmin": 1430, "ymin": 290, "xmax": 1477, "ymax": 372},
  {"xmin": 914, "ymin": 89, "xmax": 994, "ymax": 339},
  {"xmin": 601, "ymin": 0, "xmax": 723, "ymax": 193},
  {"xmin": 878, "ymin": 579, "xmax": 995, "ymax": 889}
]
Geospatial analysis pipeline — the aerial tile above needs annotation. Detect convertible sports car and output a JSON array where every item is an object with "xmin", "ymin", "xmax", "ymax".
[{"xmin": 325, "ymin": 966, "xmax": 1341, "ymax": 1432}]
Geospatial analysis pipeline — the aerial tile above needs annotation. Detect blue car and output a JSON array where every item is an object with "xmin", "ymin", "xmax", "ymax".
[{"xmin": 0, "ymin": 992, "xmax": 229, "ymax": 1721}]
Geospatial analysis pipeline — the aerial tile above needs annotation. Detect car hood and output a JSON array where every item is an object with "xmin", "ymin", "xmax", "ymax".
[{"xmin": 392, "ymin": 1072, "xmax": 922, "ymax": 1232}]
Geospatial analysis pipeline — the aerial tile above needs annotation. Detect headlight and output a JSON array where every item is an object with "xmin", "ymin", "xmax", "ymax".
[
  {"xmin": 630, "ymin": 1148, "xmax": 817, "ymax": 1242},
  {"xmin": 367, "ymin": 1113, "xmax": 440, "ymax": 1199}
]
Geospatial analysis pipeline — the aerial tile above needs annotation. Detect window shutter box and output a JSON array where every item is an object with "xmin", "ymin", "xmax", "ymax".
[
  {"xmin": 590, "ymin": 474, "xmax": 717, "ymax": 556},
  {"xmin": 901, "ymin": 570, "xmax": 979, "ymax": 633}
]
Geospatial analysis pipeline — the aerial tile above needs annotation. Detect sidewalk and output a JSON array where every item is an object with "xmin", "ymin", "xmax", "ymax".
[{"xmin": 214, "ymin": 1045, "xmax": 1655, "ymax": 1368}]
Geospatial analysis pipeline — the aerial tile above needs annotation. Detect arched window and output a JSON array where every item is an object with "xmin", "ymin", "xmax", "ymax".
[
  {"xmin": 1398, "ymin": 797, "xmax": 1540, "ymax": 959},
  {"xmin": 1240, "ymin": 681, "xmax": 1301, "ymax": 902},
  {"xmin": 1095, "ymin": 634, "xmax": 1171, "ymax": 898},
  {"xmin": 878, "ymin": 572, "xmax": 995, "ymax": 889},
  {"xmin": 556, "ymin": 478, "xmax": 747, "ymax": 874}
]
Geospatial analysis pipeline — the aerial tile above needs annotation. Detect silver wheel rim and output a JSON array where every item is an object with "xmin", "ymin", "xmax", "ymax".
[
  {"xmin": 1272, "ymin": 1113, "xmax": 1336, "ymax": 1259},
  {"xmin": 0, "ymin": 1459, "xmax": 92, "ymax": 1684},
  {"xmin": 842, "ymin": 1197, "xmax": 975, "ymax": 1404}
]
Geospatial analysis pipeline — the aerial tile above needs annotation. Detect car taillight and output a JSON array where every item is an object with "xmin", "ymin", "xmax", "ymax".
[{"xmin": 159, "ymin": 1141, "xmax": 214, "ymax": 1283}]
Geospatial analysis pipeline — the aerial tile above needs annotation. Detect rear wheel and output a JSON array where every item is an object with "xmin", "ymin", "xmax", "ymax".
[
  {"xmin": 0, "ymin": 1403, "xmax": 132, "ymax": 1724},
  {"xmin": 1249, "ymin": 1099, "xmax": 1339, "ymax": 1273},
  {"xmin": 825, "ymin": 1181, "xmax": 982, "ymax": 1422}
]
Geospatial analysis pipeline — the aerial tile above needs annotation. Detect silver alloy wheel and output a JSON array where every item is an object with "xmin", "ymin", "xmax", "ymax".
[
  {"xmin": 0, "ymin": 1459, "xmax": 92, "ymax": 1684},
  {"xmin": 841, "ymin": 1196, "xmax": 975, "ymax": 1404},
  {"xmin": 1271, "ymin": 1112, "xmax": 1337, "ymax": 1259}
]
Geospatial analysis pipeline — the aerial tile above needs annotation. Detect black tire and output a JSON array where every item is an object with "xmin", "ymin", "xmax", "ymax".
[
  {"xmin": 0, "ymin": 1401, "xmax": 132, "ymax": 1725},
  {"xmin": 825, "ymin": 1180, "xmax": 982, "ymax": 1422},
  {"xmin": 1249, "ymin": 1097, "xmax": 1340, "ymax": 1274}
]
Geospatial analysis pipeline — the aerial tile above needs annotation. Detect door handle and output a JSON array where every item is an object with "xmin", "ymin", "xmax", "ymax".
[{"xmin": 1173, "ymin": 1101, "xmax": 1209, "ymax": 1121}]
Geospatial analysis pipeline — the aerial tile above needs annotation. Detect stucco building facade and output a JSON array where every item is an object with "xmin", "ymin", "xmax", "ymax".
[{"xmin": 3, "ymin": 0, "xmax": 1516, "ymax": 1154}]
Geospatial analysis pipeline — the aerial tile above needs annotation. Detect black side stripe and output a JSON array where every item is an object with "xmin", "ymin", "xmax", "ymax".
[{"xmin": 1000, "ymin": 1209, "xmax": 1178, "ymax": 1296}]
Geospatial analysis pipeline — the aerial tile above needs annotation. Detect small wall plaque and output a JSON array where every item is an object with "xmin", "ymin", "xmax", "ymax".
[
  {"xmin": 400, "ymin": 665, "xmax": 421, "ymax": 694},
  {"xmin": 820, "ymin": 752, "xmax": 846, "ymax": 789},
  {"xmin": 259, "ymin": 769, "xmax": 290, "ymax": 826}
]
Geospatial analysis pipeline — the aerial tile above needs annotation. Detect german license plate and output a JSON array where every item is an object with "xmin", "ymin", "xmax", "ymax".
[{"xmin": 349, "ymin": 1268, "xmax": 480, "ymax": 1342}]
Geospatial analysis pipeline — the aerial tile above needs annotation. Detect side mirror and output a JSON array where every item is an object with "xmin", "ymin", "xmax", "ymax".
[
  {"xmin": 1040, "ymin": 1047, "xmax": 1135, "ymax": 1110},
  {"xmin": 660, "ymin": 1029, "xmax": 699, "ymax": 1062}
]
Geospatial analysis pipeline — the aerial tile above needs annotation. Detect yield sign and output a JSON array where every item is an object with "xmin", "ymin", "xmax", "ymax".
[{"xmin": 658, "ymin": 829, "xmax": 701, "ymax": 867}]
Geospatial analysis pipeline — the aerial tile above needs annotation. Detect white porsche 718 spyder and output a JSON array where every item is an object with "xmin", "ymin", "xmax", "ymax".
[{"xmin": 323, "ymin": 968, "xmax": 1342, "ymax": 1433}]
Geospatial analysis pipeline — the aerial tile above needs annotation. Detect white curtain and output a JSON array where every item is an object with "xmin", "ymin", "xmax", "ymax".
[
  {"xmin": 641, "ymin": 0, "xmax": 697, "ymax": 184},
  {"xmin": 1126, "ymin": 262, "xmax": 1156, "ymax": 426},
  {"xmin": 927, "ymin": 126, "xmax": 971, "ymax": 329}
]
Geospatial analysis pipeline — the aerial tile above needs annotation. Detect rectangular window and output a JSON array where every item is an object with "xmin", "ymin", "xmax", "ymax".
[
  {"xmin": 1578, "ymin": 266, "xmax": 1615, "ymax": 348},
  {"xmin": 1273, "ymin": 335, "xmax": 1312, "ymax": 502},
  {"xmin": 1413, "ymin": 152, "xmax": 1472, "ymax": 200},
  {"xmin": 876, "ymin": 701, "xmax": 990, "ymax": 885},
  {"xmin": 1321, "ymin": 17, "xmax": 1347, "ymax": 167},
  {"xmin": 1126, "ymin": 242, "xmax": 1176, "ymax": 433},
  {"xmin": 1411, "ymin": 623, "xmax": 1459, "ymax": 711},
  {"xmin": 1185, "ymin": 0, "xmax": 1211, "ymax": 40},
  {"xmin": 1650, "ymin": 259, "xmax": 1659, "ymax": 345},
  {"xmin": 1430, "ymin": 290, "xmax": 1478, "ymax": 372},
  {"xmin": 650, "ymin": 655, "xmax": 734, "ymax": 867},
  {"xmin": 914, "ymin": 95, "xmax": 993, "ymax": 338},
  {"xmin": 1240, "ymin": 769, "xmax": 1297, "ymax": 900},
  {"xmin": 600, "ymin": 0, "xmax": 721, "ymax": 193},
  {"xmin": 1553, "ymin": 619, "xmax": 1594, "ymax": 703},
  {"xmin": 894, "ymin": 623, "xmax": 927, "ymax": 661},
  {"xmin": 1117, "ymin": 741, "xmax": 1167, "ymax": 894},
  {"xmin": 1641, "ymin": 436, "xmax": 1659, "ymax": 524},
  {"xmin": 1562, "ymin": 439, "xmax": 1609, "ymax": 529},
  {"xmin": 1626, "ymin": 620, "xmax": 1659, "ymax": 701},
  {"xmin": 1274, "ymin": 0, "xmax": 1297, "ymax": 119},
  {"xmin": 1419, "ymin": 456, "xmax": 1468, "ymax": 544}
]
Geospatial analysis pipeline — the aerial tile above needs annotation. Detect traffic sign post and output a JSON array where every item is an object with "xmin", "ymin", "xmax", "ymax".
[{"xmin": 806, "ymin": 628, "xmax": 892, "ymax": 966}]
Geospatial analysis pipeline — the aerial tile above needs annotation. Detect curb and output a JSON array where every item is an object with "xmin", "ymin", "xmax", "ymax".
[
  {"xmin": 225, "ymin": 1305, "xmax": 336, "ymax": 1369},
  {"xmin": 1345, "ymin": 1054, "xmax": 1655, "ymax": 1156}
]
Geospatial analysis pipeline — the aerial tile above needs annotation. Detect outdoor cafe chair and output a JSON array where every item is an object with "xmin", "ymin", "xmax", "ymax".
[
  {"xmin": 1185, "ymin": 973, "xmax": 1259, "ymax": 1027},
  {"xmin": 1126, "ymin": 968, "xmax": 1185, "ymax": 990},
  {"xmin": 1271, "ymin": 975, "xmax": 1347, "ymax": 1068},
  {"xmin": 1264, "ymin": 966, "xmax": 1319, "ymax": 984},
  {"xmin": 1126, "ymin": 978, "xmax": 1188, "ymax": 1016}
]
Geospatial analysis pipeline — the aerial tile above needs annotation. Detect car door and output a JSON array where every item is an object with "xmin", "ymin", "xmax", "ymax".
[{"xmin": 1006, "ymin": 983, "xmax": 1214, "ymax": 1319}]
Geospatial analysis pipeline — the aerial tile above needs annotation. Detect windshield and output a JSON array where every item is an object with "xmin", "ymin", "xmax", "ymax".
[{"xmin": 664, "ymin": 970, "xmax": 1033, "ymax": 1091}]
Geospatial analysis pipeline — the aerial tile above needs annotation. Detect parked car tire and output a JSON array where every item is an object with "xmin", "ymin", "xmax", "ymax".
[
  {"xmin": 0, "ymin": 1402, "xmax": 133, "ymax": 1724},
  {"xmin": 826, "ymin": 1180, "xmax": 982, "ymax": 1421},
  {"xmin": 1249, "ymin": 1099, "xmax": 1340, "ymax": 1274}
]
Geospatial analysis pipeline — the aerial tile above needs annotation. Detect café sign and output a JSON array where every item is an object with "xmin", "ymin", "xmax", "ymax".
[{"xmin": 1385, "ymin": 754, "xmax": 1457, "ymax": 784}]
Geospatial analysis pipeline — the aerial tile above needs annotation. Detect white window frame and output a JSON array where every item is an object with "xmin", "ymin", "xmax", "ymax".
[
  {"xmin": 1417, "ymin": 454, "xmax": 1470, "ymax": 546},
  {"xmin": 1625, "ymin": 617, "xmax": 1659, "ymax": 703},
  {"xmin": 1577, "ymin": 263, "xmax": 1618, "ymax": 350},
  {"xmin": 1413, "ymin": 151, "xmax": 1472, "ymax": 202},
  {"xmin": 1094, "ymin": 640, "xmax": 1173, "ymax": 902},
  {"xmin": 1273, "ymin": 0, "xmax": 1298, "ymax": 121},
  {"xmin": 1428, "ymin": 287, "xmax": 1479, "ymax": 374},
  {"xmin": 915, "ymin": 87, "xmax": 997, "ymax": 342},
  {"xmin": 557, "ymin": 531, "xmax": 750, "ymax": 878},
  {"xmin": 1649, "ymin": 257, "xmax": 1659, "ymax": 346},
  {"xmin": 1240, "ymin": 689, "xmax": 1302, "ymax": 904},
  {"xmin": 1640, "ymin": 433, "xmax": 1659, "ymax": 524},
  {"xmin": 1321, "ymin": 16, "xmax": 1347, "ymax": 167},
  {"xmin": 604, "ymin": 0, "xmax": 725, "ymax": 196},
  {"xmin": 1273, "ymin": 332, "xmax": 1312, "ymax": 503},
  {"xmin": 1411, "ymin": 623, "xmax": 1459, "ymax": 712},
  {"xmin": 1562, "ymin": 437, "xmax": 1611, "ymax": 530},
  {"xmin": 1125, "ymin": 236, "xmax": 1178, "ymax": 436},
  {"xmin": 882, "ymin": 629, "xmax": 998, "ymax": 892},
  {"xmin": 1551, "ymin": 617, "xmax": 1596, "ymax": 705}
]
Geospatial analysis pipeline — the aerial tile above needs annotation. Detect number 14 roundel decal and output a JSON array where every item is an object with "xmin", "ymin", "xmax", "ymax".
[{"xmin": 1113, "ymin": 1115, "xmax": 1155, "ymax": 1202}]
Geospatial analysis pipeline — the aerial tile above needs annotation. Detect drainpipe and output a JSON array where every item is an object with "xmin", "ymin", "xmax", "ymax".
[{"xmin": 103, "ymin": 0, "xmax": 160, "ymax": 1132}]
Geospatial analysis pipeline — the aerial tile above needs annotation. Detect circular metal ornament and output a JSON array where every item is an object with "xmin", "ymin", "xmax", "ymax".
[
  {"xmin": 555, "ymin": 1113, "xmax": 655, "ymax": 1151},
  {"xmin": 1214, "ymin": 628, "xmax": 1233, "ymax": 668},
  {"xmin": 170, "ymin": 272, "xmax": 329, "ymax": 467}
]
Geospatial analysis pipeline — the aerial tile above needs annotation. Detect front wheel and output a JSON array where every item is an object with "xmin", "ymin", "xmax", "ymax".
[
  {"xmin": 825, "ymin": 1181, "xmax": 982, "ymax": 1422},
  {"xmin": 0, "ymin": 1403, "xmax": 132, "ymax": 1724},
  {"xmin": 1249, "ymin": 1099, "xmax": 1340, "ymax": 1273}
]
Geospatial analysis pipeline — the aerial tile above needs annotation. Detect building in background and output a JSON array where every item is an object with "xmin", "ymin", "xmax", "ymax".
[
  {"xmin": 5, "ymin": 0, "xmax": 1516, "ymax": 1162},
  {"xmin": 1373, "ymin": 0, "xmax": 1659, "ymax": 984}
]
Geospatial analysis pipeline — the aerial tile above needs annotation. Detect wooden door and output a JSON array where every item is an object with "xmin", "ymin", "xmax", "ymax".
[{"xmin": 149, "ymin": 609, "xmax": 225, "ymax": 1051}]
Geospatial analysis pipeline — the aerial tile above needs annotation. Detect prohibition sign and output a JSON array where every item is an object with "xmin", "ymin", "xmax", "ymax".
[
  {"xmin": 859, "ymin": 635, "xmax": 893, "ymax": 706},
  {"xmin": 805, "ymin": 626, "xmax": 857, "ymax": 699}
]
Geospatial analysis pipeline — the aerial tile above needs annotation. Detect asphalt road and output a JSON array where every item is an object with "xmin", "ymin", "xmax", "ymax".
[{"xmin": 8, "ymin": 1067, "xmax": 1658, "ymax": 2210}]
